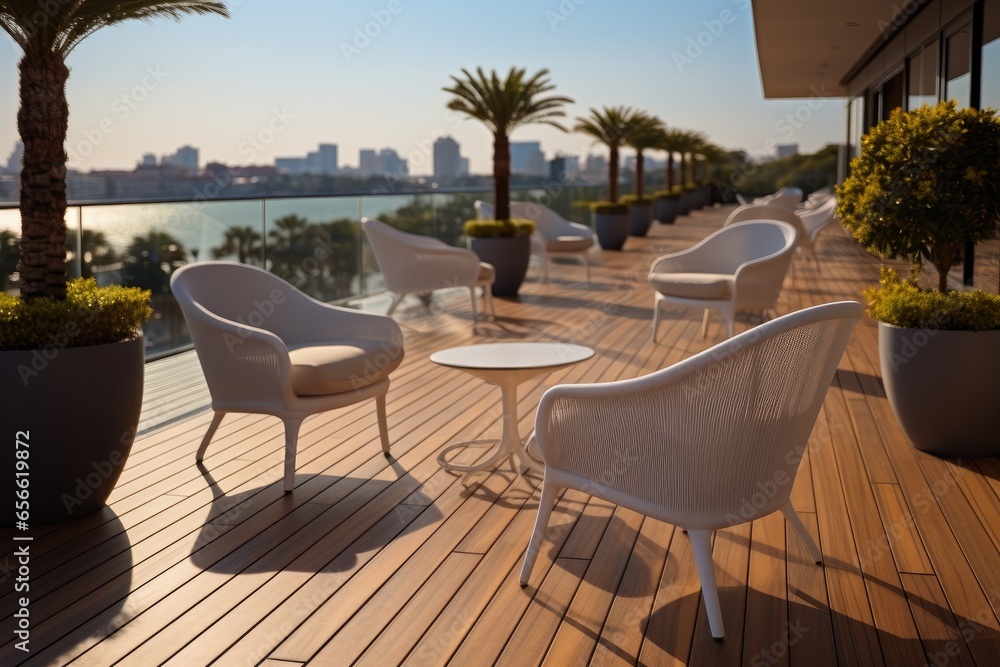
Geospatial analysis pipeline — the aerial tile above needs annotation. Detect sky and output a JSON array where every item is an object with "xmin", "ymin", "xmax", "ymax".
[{"xmin": 0, "ymin": 0, "xmax": 845, "ymax": 176}]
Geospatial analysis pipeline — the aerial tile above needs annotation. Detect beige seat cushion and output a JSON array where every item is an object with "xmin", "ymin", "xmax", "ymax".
[
  {"xmin": 477, "ymin": 262, "xmax": 495, "ymax": 284},
  {"xmin": 287, "ymin": 339, "xmax": 404, "ymax": 395},
  {"xmin": 547, "ymin": 236, "xmax": 594, "ymax": 253},
  {"xmin": 649, "ymin": 272, "xmax": 733, "ymax": 300}
]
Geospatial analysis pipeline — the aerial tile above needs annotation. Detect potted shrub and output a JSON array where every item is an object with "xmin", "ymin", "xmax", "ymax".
[
  {"xmin": 588, "ymin": 202, "xmax": 630, "ymax": 250},
  {"xmin": 0, "ymin": 2, "xmax": 227, "ymax": 524},
  {"xmin": 464, "ymin": 219, "xmax": 535, "ymax": 296},
  {"xmin": 575, "ymin": 106, "xmax": 660, "ymax": 250},
  {"xmin": 623, "ymin": 119, "xmax": 665, "ymax": 236},
  {"xmin": 621, "ymin": 195, "xmax": 654, "ymax": 237},
  {"xmin": 836, "ymin": 101, "xmax": 1000, "ymax": 457},
  {"xmin": 652, "ymin": 188, "xmax": 681, "ymax": 225}
]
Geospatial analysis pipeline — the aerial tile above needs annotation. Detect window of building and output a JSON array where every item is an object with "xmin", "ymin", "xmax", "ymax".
[
  {"xmin": 945, "ymin": 23, "xmax": 972, "ymax": 106},
  {"xmin": 882, "ymin": 71, "xmax": 905, "ymax": 118},
  {"xmin": 982, "ymin": 0, "xmax": 1000, "ymax": 110},
  {"xmin": 848, "ymin": 95, "xmax": 865, "ymax": 161},
  {"xmin": 907, "ymin": 40, "xmax": 939, "ymax": 109}
]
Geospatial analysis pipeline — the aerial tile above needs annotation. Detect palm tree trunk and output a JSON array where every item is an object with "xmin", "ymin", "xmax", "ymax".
[
  {"xmin": 666, "ymin": 153, "xmax": 674, "ymax": 190},
  {"xmin": 679, "ymin": 153, "xmax": 688, "ymax": 187},
  {"xmin": 494, "ymin": 132, "xmax": 511, "ymax": 221},
  {"xmin": 635, "ymin": 151, "xmax": 645, "ymax": 198},
  {"xmin": 609, "ymin": 146, "xmax": 619, "ymax": 203},
  {"xmin": 17, "ymin": 52, "xmax": 70, "ymax": 300}
]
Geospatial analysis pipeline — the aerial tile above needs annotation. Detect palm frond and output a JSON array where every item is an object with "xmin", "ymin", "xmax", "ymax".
[
  {"xmin": 0, "ymin": 0, "xmax": 227, "ymax": 55},
  {"xmin": 443, "ymin": 66, "xmax": 573, "ymax": 136}
]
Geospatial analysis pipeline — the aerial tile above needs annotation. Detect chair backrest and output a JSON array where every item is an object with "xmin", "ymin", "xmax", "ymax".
[
  {"xmin": 533, "ymin": 300, "xmax": 862, "ymax": 530},
  {"xmin": 674, "ymin": 219, "xmax": 795, "ymax": 276},
  {"xmin": 474, "ymin": 200, "xmax": 494, "ymax": 220},
  {"xmin": 510, "ymin": 201, "xmax": 592, "ymax": 242},
  {"xmin": 725, "ymin": 203, "xmax": 806, "ymax": 248},
  {"xmin": 797, "ymin": 196, "xmax": 838, "ymax": 240},
  {"xmin": 171, "ymin": 261, "xmax": 314, "ymax": 344},
  {"xmin": 362, "ymin": 217, "xmax": 438, "ymax": 290}
]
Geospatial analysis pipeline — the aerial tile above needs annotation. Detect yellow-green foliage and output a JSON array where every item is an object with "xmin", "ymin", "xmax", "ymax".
[
  {"xmin": 837, "ymin": 101, "xmax": 1000, "ymax": 287},
  {"xmin": 865, "ymin": 268, "xmax": 1000, "ymax": 331},
  {"xmin": 652, "ymin": 189, "xmax": 681, "ymax": 199},
  {"xmin": 620, "ymin": 195, "xmax": 652, "ymax": 205},
  {"xmin": 588, "ymin": 201, "xmax": 628, "ymax": 214},
  {"xmin": 0, "ymin": 278, "xmax": 152, "ymax": 350},
  {"xmin": 463, "ymin": 218, "xmax": 535, "ymax": 238}
]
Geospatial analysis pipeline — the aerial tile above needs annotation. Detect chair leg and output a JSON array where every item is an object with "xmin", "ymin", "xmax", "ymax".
[
  {"xmin": 386, "ymin": 292, "xmax": 405, "ymax": 316},
  {"xmin": 688, "ymin": 529, "xmax": 725, "ymax": 640},
  {"xmin": 376, "ymin": 392, "xmax": 391, "ymax": 457},
  {"xmin": 282, "ymin": 417, "xmax": 304, "ymax": 493},
  {"xmin": 700, "ymin": 309, "xmax": 711, "ymax": 338},
  {"xmin": 196, "ymin": 411, "xmax": 225, "ymax": 462},
  {"xmin": 543, "ymin": 256, "xmax": 549, "ymax": 283},
  {"xmin": 520, "ymin": 479, "xmax": 558, "ymax": 586},
  {"xmin": 782, "ymin": 502, "xmax": 823, "ymax": 565},
  {"xmin": 483, "ymin": 287, "xmax": 495, "ymax": 321},
  {"xmin": 468, "ymin": 286, "xmax": 479, "ymax": 322},
  {"xmin": 651, "ymin": 297, "xmax": 662, "ymax": 343}
]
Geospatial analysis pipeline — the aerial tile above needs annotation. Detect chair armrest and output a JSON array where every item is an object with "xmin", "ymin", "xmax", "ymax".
[
  {"xmin": 283, "ymin": 293, "xmax": 404, "ymax": 348},
  {"xmin": 184, "ymin": 300, "xmax": 300, "ymax": 409}
]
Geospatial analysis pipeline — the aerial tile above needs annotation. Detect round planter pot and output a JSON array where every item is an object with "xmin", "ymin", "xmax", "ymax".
[
  {"xmin": 1, "ymin": 337, "xmax": 145, "ymax": 524},
  {"xmin": 654, "ymin": 197, "xmax": 679, "ymax": 224},
  {"xmin": 470, "ymin": 236, "xmax": 531, "ymax": 296},
  {"xmin": 593, "ymin": 211, "xmax": 630, "ymax": 250},
  {"xmin": 879, "ymin": 323, "xmax": 1000, "ymax": 457},
  {"xmin": 677, "ymin": 191, "xmax": 695, "ymax": 216},
  {"xmin": 628, "ymin": 202, "xmax": 654, "ymax": 237}
]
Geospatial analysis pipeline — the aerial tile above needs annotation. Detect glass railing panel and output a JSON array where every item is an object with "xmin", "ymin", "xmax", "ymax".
[{"xmin": 263, "ymin": 196, "xmax": 361, "ymax": 303}]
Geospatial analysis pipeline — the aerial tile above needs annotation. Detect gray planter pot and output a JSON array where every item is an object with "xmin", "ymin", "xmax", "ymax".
[
  {"xmin": 470, "ymin": 236, "xmax": 531, "ymax": 296},
  {"xmin": 593, "ymin": 211, "xmax": 630, "ymax": 250},
  {"xmin": 677, "ymin": 191, "xmax": 695, "ymax": 215},
  {"xmin": 879, "ymin": 322, "xmax": 1000, "ymax": 457},
  {"xmin": 628, "ymin": 202, "xmax": 654, "ymax": 237},
  {"xmin": 1, "ymin": 336, "xmax": 144, "ymax": 524},
  {"xmin": 654, "ymin": 197, "xmax": 679, "ymax": 224}
]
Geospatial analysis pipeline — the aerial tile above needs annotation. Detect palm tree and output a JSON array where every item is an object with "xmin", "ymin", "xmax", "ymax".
[
  {"xmin": 0, "ymin": 1, "xmax": 228, "ymax": 300},
  {"xmin": 575, "ymin": 107, "xmax": 659, "ymax": 203},
  {"xmin": 444, "ymin": 67, "xmax": 572, "ymax": 221},
  {"xmin": 624, "ymin": 117, "xmax": 665, "ymax": 199},
  {"xmin": 677, "ymin": 130, "xmax": 708, "ymax": 187},
  {"xmin": 657, "ymin": 128, "xmax": 690, "ymax": 191},
  {"xmin": 213, "ymin": 225, "xmax": 262, "ymax": 265}
]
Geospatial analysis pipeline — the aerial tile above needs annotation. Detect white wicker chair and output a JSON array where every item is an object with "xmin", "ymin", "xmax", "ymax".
[
  {"xmin": 754, "ymin": 186, "xmax": 804, "ymax": 209},
  {"xmin": 362, "ymin": 217, "xmax": 495, "ymax": 322},
  {"xmin": 519, "ymin": 300, "xmax": 863, "ymax": 639},
  {"xmin": 510, "ymin": 201, "xmax": 594, "ymax": 283},
  {"xmin": 797, "ymin": 196, "xmax": 838, "ymax": 254},
  {"xmin": 170, "ymin": 262, "xmax": 404, "ymax": 492},
  {"xmin": 648, "ymin": 220, "xmax": 797, "ymax": 340},
  {"xmin": 725, "ymin": 203, "xmax": 815, "ymax": 265}
]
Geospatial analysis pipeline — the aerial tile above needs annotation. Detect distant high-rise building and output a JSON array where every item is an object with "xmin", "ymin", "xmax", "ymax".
[
  {"xmin": 4, "ymin": 142, "xmax": 23, "ymax": 174},
  {"xmin": 510, "ymin": 141, "xmax": 546, "ymax": 176},
  {"xmin": 550, "ymin": 157, "xmax": 567, "ymax": 182},
  {"xmin": 141, "ymin": 153, "xmax": 157, "ymax": 167},
  {"xmin": 458, "ymin": 157, "xmax": 470, "ymax": 177},
  {"xmin": 433, "ymin": 136, "xmax": 462, "ymax": 179},
  {"xmin": 359, "ymin": 149, "xmax": 378, "ymax": 173},
  {"xmin": 378, "ymin": 148, "xmax": 407, "ymax": 177},
  {"xmin": 776, "ymin": 143, "xmax": 799, "ymax": 159},
  {"xmin": 275, "ymin": 157, "xmax": 306, "ymax": 174},
  {"xmin": 162, "ymin": 145, "xmax": 199, "ymax": 172},
  {"xmin": 316, "ymin": 144, "xmax": 338, "ymax": 174}
]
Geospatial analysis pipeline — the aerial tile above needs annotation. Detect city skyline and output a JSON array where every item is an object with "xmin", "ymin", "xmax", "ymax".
[{"xmin": 0, "ymin": 1, "xmax": 843, "ymax": 177}]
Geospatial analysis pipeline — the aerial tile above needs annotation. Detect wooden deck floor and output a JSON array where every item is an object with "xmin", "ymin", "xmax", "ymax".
[{"xmin": 2, "ymin": 206, "xmax": 999, "ymax": 666}]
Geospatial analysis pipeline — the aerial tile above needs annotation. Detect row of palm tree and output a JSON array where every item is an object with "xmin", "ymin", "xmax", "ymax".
[{"xmin": 444, "ymin": 67, "xmax": 724, "ymax": 216}]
